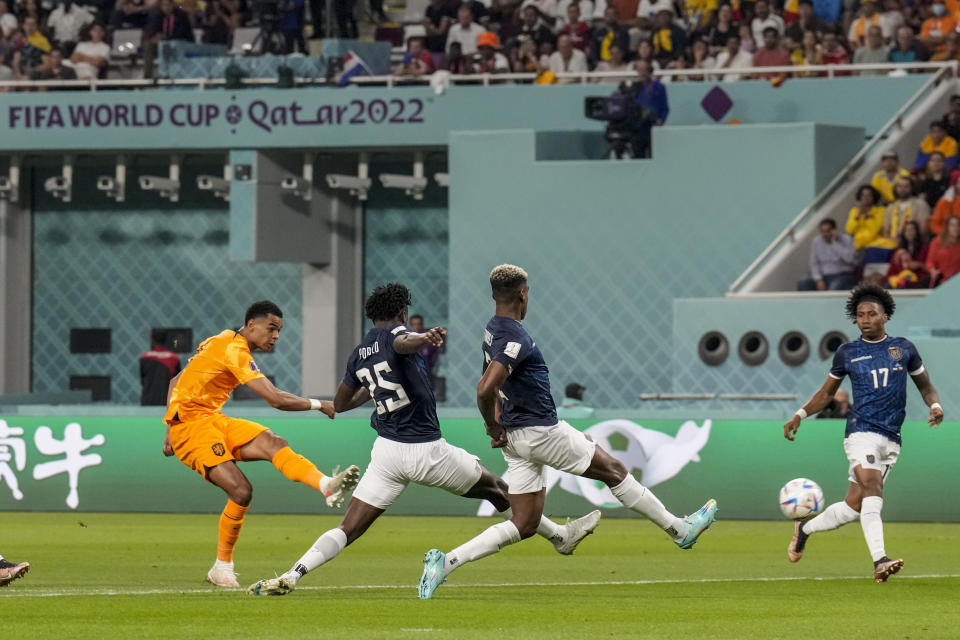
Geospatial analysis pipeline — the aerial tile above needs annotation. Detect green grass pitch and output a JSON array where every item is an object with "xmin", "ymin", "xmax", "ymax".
[{"xmin": 3, "ymin": 513, "xmax": 959, "ymax": 639}]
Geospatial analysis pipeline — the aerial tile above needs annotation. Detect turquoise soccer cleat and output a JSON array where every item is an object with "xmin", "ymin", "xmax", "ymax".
[
  {"xmin": 417, "ymin": 549, "xmax": 446, "ymax": 599},
  {"xmin": 675, "ymin": 499, "xmax": 718, "ymax": 550}
]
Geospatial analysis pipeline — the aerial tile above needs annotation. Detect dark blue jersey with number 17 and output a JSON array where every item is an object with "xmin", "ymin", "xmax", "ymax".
[
  {"xmin": 342, "ymin": 324, "xmax": 441, "ymax": 444},
  {"xmin": 482, "ymin": 315, "xmax": 557, "ymax": 429},
  {"xmin": 829, "ymin": 335, "xmax": 923, "ymax": 445}
]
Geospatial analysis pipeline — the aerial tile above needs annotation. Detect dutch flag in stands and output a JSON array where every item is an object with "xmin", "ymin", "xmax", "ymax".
[{"xmin": 338, "ymin": 52, "xmax": 370, "ymax": 87}]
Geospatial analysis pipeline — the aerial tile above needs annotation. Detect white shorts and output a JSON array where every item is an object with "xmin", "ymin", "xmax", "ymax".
[
  {"xmin": 351, "ymin": 436, "xmax": 482, "ymax": 510},
  {"xmin": 844, "ymin": 431, "xmax": 900, "ymax": 485},
  {"xmin": 501, "ymin": 421, "xmax": 597, "ymax": 495}
]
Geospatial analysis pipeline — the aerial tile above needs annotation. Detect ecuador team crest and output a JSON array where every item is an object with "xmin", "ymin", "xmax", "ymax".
[{"xmin": 888, "ymin": 346, "xmax": 903, "ymax": 361}]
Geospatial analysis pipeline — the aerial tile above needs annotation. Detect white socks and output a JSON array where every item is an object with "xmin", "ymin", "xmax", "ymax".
[
  {"xmin": 500, "ymin": 508, "xmax": 565, "ymax": 547},
  {"xmin": 860, "ymin": 496, "xmax": 887, "ymax": 562},
  {"xmin": 610, "ymin": 475, "xmax": 685, "ymax": 541},
  {"xmin": 802, "ymin": 501, "xmax": 860, "ymax": 535},
  {"xmin": 285, "ymin": 527, "xmax": 348, "ymax": 584},
  {"xmin": 213, "ymin": 558, "xmax": 233, "ymax": 569},
  {"xmin": 443, "ymin": 520, "xmax": 521, "ymax": 577},
  {"xmin": 801, "ymin": 498, "xmax": 886, "ymax": 562}
]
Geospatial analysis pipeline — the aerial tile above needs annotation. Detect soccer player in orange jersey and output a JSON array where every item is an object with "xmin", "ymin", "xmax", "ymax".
[{"xmin": 163, "ymin": 300, "xmax": 360, "ymax": 588}]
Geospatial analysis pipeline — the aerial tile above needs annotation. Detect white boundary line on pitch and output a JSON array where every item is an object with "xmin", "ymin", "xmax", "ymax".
[{"xmin": 2, "ymin": 573, "xmax": 960, "ymax": 598}]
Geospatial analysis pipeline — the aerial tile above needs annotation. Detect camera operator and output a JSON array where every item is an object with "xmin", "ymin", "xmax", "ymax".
[{"xmin": 619, "ymin": 59, "xmax": 668, "ymax": 159}]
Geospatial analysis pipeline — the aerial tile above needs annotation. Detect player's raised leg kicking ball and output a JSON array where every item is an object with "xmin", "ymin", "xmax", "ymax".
[
  {"xmin": 418, "ymin": 265, "xmax": 717, "ymax": 599},
  {"xmin": 784, "ymin": 284, "xmax": 943, "ymax": 582},
  {"xmin": 163, "ymin": 300, "xmax": 361, "ymax": 588},
  {"xmin": 248, "ymin": 284, "xmax": 599, "ymax": 596}
]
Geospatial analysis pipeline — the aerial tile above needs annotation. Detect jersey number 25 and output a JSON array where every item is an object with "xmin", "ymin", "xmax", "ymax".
[{"xmin": 356, "ymin": 361, "xmax": 411, "ymax": 415}]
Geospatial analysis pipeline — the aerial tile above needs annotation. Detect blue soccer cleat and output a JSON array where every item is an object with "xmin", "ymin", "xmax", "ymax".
[
  {"xmin": 418, "ymin": 549, "xmax": 446, "ymax": 599},
  {"xmin": 675, "ymin": 499, "xmax": 718, "ymax": 550}
]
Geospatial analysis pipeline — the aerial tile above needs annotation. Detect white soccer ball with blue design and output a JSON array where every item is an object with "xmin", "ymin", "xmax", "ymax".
[{"xmin": 779, "ymin": 478, "xmax": 824, "ymax": 520}]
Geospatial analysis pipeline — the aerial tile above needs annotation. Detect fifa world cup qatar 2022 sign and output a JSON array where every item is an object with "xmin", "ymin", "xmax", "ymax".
[{"xmin": 0, "ymin": 92, "xmax": 432, "ymax": 150}]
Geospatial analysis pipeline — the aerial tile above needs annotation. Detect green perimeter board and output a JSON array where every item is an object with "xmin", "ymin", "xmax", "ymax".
[{"xmin": 0, "ymin": 416, "xmax": 954, "ymax": 520}]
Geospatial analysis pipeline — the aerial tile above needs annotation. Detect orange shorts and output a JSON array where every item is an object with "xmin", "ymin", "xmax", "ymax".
[{"xmin": 170, "ymin": 414, "xmax": 268, "ymax": 479}]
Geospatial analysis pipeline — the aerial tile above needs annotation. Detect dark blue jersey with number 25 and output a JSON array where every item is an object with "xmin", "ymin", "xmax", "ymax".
[
  {"xmin": 829, "ymin": 335, "xmax": 923, "ymax": 445},
  {"xmin": 342, "ymin": 324, "xmax": 441, "ymax": 444}
]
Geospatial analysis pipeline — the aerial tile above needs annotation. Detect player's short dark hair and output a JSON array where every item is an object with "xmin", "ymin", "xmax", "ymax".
[
  {"xmin": 365, "ymin": 283, "xmax": 412, "ymax": 321},
  {"xmin": 410, "ymin": 314, "xmax": 424, "ymax": 322},
  {"xmin": 819, "ymin": 217, "xmax": 836, "ymax": 229},
  {"xmin": 931, "ymin": 120, "xmax": 946, "ymax": 131},
  {"xmin": 151, "ymin": 330, "xmax": 167, "ymax": 347},
  {"xmin": 845, "ymin": 284, "xmax": 895, "ymax": 321},
  {"xmin": 245, "ymin": 300, "xmax": 283, "ymax": 324},
  {"xmin": 489, "ymin": 264, "xmax": 528, "ymax": 301}
]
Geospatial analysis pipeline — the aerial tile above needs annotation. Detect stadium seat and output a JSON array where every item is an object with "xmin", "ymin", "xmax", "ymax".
[
  {"xmin": 110, "ymin": 29, "xmax": 142, "ymax": 60},
  {"xmin": 230, "ymin": 28, "xmax": 261, "ymax": 55},
  {"xmin": 403, "ymin": 24, "xmax": 427, "ymax": 42},
  {"xmin": 401, "ymin": 0, "xmax": 429, "ymax": 24}
]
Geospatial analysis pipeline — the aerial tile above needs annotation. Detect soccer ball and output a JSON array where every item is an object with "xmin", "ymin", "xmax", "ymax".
[{"xmin": 779, "ymin": 478, "xmax": 824, "ymax": 520}]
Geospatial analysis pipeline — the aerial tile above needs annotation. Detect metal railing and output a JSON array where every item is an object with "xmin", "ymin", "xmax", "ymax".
[
  {"xmin": 0, "ymin": 60, "xmax": 952, "ymax": 91},
  {"xmin": 726, "ymin": 60, "xmax": 957, "ymax": 295},
  {"xmin": 359, "ymin": 60, "xmax": 955, "ymax": 87}
]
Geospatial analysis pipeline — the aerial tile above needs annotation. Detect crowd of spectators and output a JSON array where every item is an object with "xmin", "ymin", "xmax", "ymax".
[
  {"xmin": 799, "ymin": 98, "xmax": 960, "ymax": 291},
  {"xmin": 4, "ymin": 0, "xmax": 960, "ymax": 83},
  {"xmin": 398, "ymin": 0, "xmax": 960, "ymax": 79},
  {"xmin": 0, "ymin": 0, "xmax": 337, "ymax": 82}
]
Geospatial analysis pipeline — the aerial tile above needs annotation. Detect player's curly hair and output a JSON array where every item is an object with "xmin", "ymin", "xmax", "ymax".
[
  {"xmin": 845, "ymin": 283, "xmax": 895, "ymax": 321},
  {"xmin": 490, "ymin": 264, "xmax": 528, "ymax": 301},
  {"xmin": 365, "ymin": 283, "xmax": 412, "ymax": 321}
]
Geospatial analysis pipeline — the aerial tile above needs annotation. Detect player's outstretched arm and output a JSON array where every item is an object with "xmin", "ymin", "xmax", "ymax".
[
  {"xmin": 245, "ymin": 376, "xmax": 335, "ymax": 418},
  {"xmin": 394, "ymin": 327, "xmax": 446, "ymax": 355},
  {"xmin": 333, "ymin": 382, "xmax": 372, "ymax": 413},
  {"xmin": 477, "ymin": 360, "xmax": 510, "ymax": 448},
  {"xmin": 784, "ymin": 375, "xmax": 842, "ymax": 441},
  {"xmin": 910, "ymin": 370, "xmax": 944, "ymax": 427}
]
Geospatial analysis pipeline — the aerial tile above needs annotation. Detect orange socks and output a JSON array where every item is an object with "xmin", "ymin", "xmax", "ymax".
[
  {"xmin": 271, "ymin": 446, "xmax": 324, "ymax": 491},
  {"xmin": 217, "ymin": 499, "xmax": 249, "ymax": 562}
]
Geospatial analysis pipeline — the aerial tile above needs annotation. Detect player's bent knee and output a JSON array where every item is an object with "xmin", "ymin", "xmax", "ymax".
[
  {"xmin": 267, "ymin": 433, "xmax": 289, "ymax": 450},
  {"xmin": 231, "ymin": 481, "xmax": 253, "ymax": 506}
]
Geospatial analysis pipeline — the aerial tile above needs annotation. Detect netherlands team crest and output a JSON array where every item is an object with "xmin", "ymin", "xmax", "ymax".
[{"xmin": 888, "ymin": 346, "xmax": 903, "ymax": 361}]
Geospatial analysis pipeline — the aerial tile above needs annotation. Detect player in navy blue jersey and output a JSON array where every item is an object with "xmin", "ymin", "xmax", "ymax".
[
  {"xmin": 784, "ymin": 284, "xmax": 944, "ymax": 583},
  {"xmin": 418, "ymin": 265, "xmax": 718, "ymax": 598},
  {"xmin": 248, "ymin": 283, "xmax": 598, "ymax": 596}
]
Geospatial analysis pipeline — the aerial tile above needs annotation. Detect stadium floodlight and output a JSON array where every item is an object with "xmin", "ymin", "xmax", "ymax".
[
  {"xmin": 44, "ymin": 155, "xmax": 73, "ymax": 203},
  {"xmin": 280, "ymin": 152, "xmax": 313, "ymax": 202},
  {"xmin": 0, "ymin": 156, "xmax": 20, "ymax": 203},
  {"xmin": 378, "ymin": 152, "xmax": 426, "ymax": 200},
  {"xmin": 139, "ymin": 155, "xmax": 181, "ymax": 202},
  {"xmin": 434, "ymin": 172, "xmax": 449, "ymax": 188},
  {"xmin": 325, "ymin": 151, "xmax": 370, "ymax": 201},
  {"xmin": 97, "ymin": 155, "xmax": 127, "ymax": 202}
]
